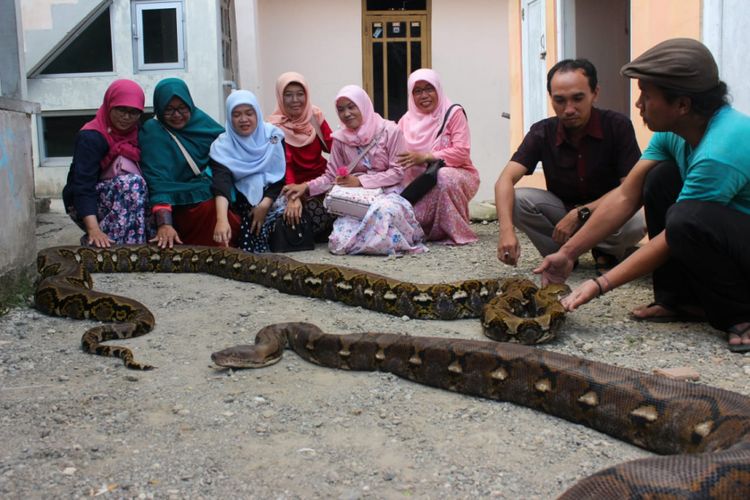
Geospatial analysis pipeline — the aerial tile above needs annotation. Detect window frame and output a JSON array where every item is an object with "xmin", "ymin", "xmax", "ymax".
[
  {"xmin": 132, "ymin": 0, "xmax": 186, "ymax": 71},
  {"xmin": 29, "ymin": 4, "xmax": 115, "ymax": 79},
  {"xmin": 37, "ymin": 111, "xmax": 95, "ymax": 167},
  {"xmin": 362, "ymin": 0, "xmax": 431, "ymax": 120}
]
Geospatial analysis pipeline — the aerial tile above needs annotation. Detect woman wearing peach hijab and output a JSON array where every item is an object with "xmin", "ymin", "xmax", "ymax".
[
  {"xmin": 283, "ymin": 85, "xmax": 426, "ymax": 255},
  {"xmin": 268, "ymin": 72, "xmax": 334, "ymax": 240},
  {"xmin": 398, "ymin": 68, "xmax": 480, "ymax": 245}
]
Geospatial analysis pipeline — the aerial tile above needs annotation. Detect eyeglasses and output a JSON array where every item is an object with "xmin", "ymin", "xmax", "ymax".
[
  {"xmin": 163, "ymin": 106, "xmax": 190, "ymax": 117},
  {"xmin": 112, "ymin": 106, "xmax": 142, "ymax": 118},
  {"xmin": 412, "ymin": 86, "xmax": 436, "ymax": 97}
]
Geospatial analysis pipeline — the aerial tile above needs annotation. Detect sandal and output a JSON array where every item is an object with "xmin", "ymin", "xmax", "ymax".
[
  {"xmin": 728, "ymin": 324, "xmax": 750, "ymax": 353},
  {"xmin": 630, "ymin": 302, "xmax": 705, "ymax": 323}
]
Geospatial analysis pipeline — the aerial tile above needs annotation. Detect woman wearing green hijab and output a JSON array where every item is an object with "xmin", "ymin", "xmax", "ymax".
[{"xmin": 139, "ymin": 78, "xmax": 240, "ymax": 247}]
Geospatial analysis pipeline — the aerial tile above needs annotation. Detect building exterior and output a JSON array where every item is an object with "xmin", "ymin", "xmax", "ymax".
[
  {"xmin": 24, "ymin": 0, "xmax": 234, "ymax": 197},
  {"xmin": 22, "ymin": 0, "xmax": 750, "ymax": 202}
]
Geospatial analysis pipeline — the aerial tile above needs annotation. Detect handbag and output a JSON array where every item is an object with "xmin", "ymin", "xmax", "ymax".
[
  {"xmin": 399, "ymin": 104, "xmax": 466, "ymax": 205},
  {"xmin": 322, "ymin": 127, "xmax": 385, "ymax": 219},
  {"xmin": 99, "ymin": 155, "xmax": 142, "ymax": 181},
  {"xmin": 323, "ymin": 185, "xmax": 383, "ymax": 219},
  {"xmin": 399, "ymin": 159, "xmax": 445, "ymax": 204},
  {"xmin": 269, "ymin": 215, "xmax": 315, "ymax": 252}
]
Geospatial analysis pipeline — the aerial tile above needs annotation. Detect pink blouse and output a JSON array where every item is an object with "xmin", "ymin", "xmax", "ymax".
[
  {"xmin": 308, "ymin": 121, "xmax": 406, "ymax": 197},
  {"xmin": 403, "ymin": 109, "xmax": 477, "ymax": 185}
]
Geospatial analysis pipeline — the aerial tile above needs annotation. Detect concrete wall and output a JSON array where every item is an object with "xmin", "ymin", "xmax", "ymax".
[
  {"xmin": 433, "ymin": 0, "xmax": 510, "ymax": 201},
  {"xmin": 0, "ymin": 98, "xmax": 40, "ymax": 303},
  {"xmin": 26, "ymin": 0, "xmax": 225, "ymax": 197},
  {"xmin": 245, "ymin": 0, "xmax": 362, "ymax": 126},
  {"xmin": 629, "ymin": 0, "xmax": 701, "ymax": 149}
]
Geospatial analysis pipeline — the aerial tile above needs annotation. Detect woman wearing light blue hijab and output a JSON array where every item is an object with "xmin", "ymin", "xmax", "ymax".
[{"xmin": 209, "ymin": 90, "xmax": 290, "ymax": 252}]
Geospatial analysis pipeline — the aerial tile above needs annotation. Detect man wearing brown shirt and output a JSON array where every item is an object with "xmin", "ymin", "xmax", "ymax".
[{"xmin": 495, "ymin": 59, "xmax": 646, "ymax": 272}]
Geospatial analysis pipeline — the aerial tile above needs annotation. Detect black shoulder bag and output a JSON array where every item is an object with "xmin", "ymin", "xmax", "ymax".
[{"xmin": 400, "ymin": 104, "xmax": 466, "ymax": 205}]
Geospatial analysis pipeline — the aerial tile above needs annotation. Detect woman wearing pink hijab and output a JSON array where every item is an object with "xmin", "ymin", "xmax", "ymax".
[
  {"xmin": 62, "ymin": 79, "xmax": 149, "ymax": 247},
  {"xmin": 398, "ymin": 68, "xmax": 480, "ymax": 245},
  {"xmin": 283, "ymin": 85, "xmax": 426, "ymax": 255}
]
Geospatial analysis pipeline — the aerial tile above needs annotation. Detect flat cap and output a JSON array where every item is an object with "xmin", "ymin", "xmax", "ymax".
[{"xmin": 621, "ymin": 38, "xmax": 719, "ymax": 93}]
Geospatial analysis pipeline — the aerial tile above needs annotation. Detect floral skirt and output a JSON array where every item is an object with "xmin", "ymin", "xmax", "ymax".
[
  {"xmin": 69, "ymin": 173, "xmax": 151, "ymax": 244},
  {"xmin": 328, "ymin": 193, "xmax": 427, "ymax": 256}
]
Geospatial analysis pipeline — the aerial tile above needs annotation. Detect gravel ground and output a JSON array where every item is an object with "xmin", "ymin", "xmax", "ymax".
[{"xmin": 1, "ymin": 202, "xmax": 749, "ymax": 499}]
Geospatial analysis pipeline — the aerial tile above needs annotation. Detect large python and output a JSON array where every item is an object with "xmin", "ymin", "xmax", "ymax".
[
  {"xmin": 212, "ymin": 322, "xmax": 750, "ymax": 499},
  {"xmin": 34, "ymin": 245, "xmax": 568, "ymax": 369}
]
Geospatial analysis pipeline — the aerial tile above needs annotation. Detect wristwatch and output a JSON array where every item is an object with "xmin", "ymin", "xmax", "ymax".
[{"xmin": 577, "ymin": 206, "xmax": 591, "ymax": 223}]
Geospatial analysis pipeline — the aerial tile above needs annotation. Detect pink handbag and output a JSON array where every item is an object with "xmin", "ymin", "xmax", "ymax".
[
  {"xmin": 324, "ymin": 185, "xmax": 383, "ymax": 219},
  {"xmin": 99, "ymin": 155, "xmax": 142, "ymax": 181}
]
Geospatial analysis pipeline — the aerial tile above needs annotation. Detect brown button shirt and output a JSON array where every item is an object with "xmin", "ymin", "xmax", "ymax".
[{"xmin": 510, "ymin": 108, "xmax": 641, "ymax": 208}]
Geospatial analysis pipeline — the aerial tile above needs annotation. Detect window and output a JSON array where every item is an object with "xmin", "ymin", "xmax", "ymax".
[
  {"xmin": 37, "ymin": 7, "xmax": 113, "ymax": 75},
  {"xmin": 39, "ymin": 112, "xmax": 154, "ymax": 162},
  {"xmin": 40, "ymin": 114, "xmax": 96, "ymax": 159},
  {"xmin": 132, "ymin": 1, "xmax": 185, "ymax": 71}
]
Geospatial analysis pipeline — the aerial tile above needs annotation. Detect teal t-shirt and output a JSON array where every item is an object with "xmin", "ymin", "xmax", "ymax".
[{"xmin": 641, "ymin": 105, "xmax": 750, "ymax": 215}]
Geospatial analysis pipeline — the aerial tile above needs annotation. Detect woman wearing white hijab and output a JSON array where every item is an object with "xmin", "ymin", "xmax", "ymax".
[{"xmin": 209, "ymin": 90, "xmax": 290, "ymax": 252}]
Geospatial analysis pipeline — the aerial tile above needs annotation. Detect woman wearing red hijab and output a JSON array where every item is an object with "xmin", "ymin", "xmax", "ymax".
[{"xmin": 62, "ymin": 79, "xmax": 149, "ymax": 247}]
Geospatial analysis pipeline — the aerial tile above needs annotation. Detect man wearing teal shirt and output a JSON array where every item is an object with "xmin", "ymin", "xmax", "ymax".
[{"xmin": 536, "ymin": 38, "xmax": 750, "ymax": 352}]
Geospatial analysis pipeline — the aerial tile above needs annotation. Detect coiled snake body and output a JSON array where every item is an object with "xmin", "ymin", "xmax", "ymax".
[
  {"xmin": 34, "ymin": 245, "xmax": 750, "ymax": 496},
  {"xmin": 34, "ymin": 245, "xmax": 567, "ymax": 369},
  {"xmin": 212, "ymin": 322, "xmax": 750, "ymax": 499}
]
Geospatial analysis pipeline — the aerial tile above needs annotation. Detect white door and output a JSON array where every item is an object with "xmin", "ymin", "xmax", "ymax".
[
  {"xmin": 703, "ymin": 0, "xmax": 750, "ymax": 114},
  {"xmin": 522, "ymin": 0, "xmax": 548, "ymax": 132}
]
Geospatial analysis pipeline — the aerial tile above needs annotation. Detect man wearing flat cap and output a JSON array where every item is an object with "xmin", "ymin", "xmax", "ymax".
[{"xmin": 536, "ymin": 38, "xmax": 750, "ymax": 352}]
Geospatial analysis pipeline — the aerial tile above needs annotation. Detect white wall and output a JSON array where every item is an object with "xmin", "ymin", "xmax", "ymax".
[
  {"xmin": 703, "ymin": 0, "xmax": 750, "ymax": 114},
  {"xmin": 235, "ymin": 0, "xmax": 362, "ymax": 128},
  {"xmin": 432, "ymin": 0, "xmax": 510, "ymax": 202},
  {"xmin": 26, "ymin": 0, "xmax": 224, "ymax": 197}
]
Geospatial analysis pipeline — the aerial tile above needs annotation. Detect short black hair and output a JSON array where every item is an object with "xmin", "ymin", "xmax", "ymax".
[
  {"xmin": 547, "ymin": 59, "xmax": 598, "ymax": 94},
  {"xmin": 660, "ymin": 81, "xmax": 730, "ymax": 119}
]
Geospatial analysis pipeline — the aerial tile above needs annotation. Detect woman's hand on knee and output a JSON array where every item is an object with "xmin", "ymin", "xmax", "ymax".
[
  {"xmin": 284, "ymin": 197, "xmax": 302, "ymax": 226},
  {"xmin": 282, "ymin": 183, "xmax": 307, "ymax": 201}
]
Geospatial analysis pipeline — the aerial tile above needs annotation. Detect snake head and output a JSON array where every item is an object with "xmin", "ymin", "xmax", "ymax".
[{"xmin": 211, "ymin": 344, "xmax": 283, "ymax": 369}]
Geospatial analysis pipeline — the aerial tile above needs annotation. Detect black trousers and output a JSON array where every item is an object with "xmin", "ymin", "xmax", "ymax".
[{"xmin": 644, "ymin": 161, "xmax": 750, "ymax": 329}]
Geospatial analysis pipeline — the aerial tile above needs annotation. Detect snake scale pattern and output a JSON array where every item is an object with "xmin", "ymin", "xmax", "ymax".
[
  {"xmin": 34, "ymin": 245, "xmax": 568, "ymax": 369},
  {"xmin": 35, "ymin": 244, "xmax": 750, "ymax": 497},
  {"xmin": 212, "ymin": 322, "xmax": 750, "ymax": 499}
]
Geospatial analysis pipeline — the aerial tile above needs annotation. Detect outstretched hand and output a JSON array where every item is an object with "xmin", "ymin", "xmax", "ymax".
[
  {"xmin": 533, "ymin": 251, "xmax": 575, "ymax": 286},
  {"xmin": 560, "ymin": 279, "xmax": 599, "ymax": 311}
]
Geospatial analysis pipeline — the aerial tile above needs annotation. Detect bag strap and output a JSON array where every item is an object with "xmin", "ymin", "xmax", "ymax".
[
  {"xmin": 158, "ymin": 118, "xmax": 201, "ymax": 176},
  {"xmin": 345, "ymin": 127, "xmax": 385, "ymax": 174},
  {"xmin": 436, "ymin": 103, "xmax": 466, "ymax": 138},
  {"xmin": 310, "ymin": 114, "xmax": 329, "ymax": 153}
]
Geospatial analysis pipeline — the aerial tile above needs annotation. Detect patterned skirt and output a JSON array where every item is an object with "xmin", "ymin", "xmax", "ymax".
[
  {"xmin": 328, "ymin": 193, "xmax": 428, "ymax": 256},
  {"xmin": 69, "ymin": 173, "xmax": 151, "ymax": 244}
]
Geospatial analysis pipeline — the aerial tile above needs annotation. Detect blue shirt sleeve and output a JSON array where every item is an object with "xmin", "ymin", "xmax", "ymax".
[{"xmin": 641, "ymin": 132, "xmax": 673, "ymax": 162}]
